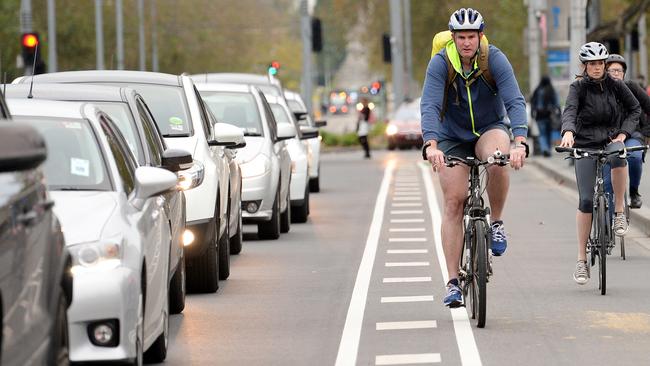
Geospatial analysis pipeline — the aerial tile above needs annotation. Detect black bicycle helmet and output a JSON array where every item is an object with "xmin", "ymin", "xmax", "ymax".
[{"xmin": 606, "ymin": 54, "xmax": 627, "ymax": 72}]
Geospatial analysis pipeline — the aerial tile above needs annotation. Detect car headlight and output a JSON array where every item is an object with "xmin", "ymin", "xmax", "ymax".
[
  {"xmin": 386, "ymin": 124, "xmax": 399, "ymax": 136},
  {"xmin": 177, "ymin": 160, "xmax": 205, "ymax": 191},
  {"xmin": 240, "ymin": 155, "xmax": 270, "ymax": 178},
  {"xmin": 69, "ymin": 241, "xmax": 122, "ymax": 274}
]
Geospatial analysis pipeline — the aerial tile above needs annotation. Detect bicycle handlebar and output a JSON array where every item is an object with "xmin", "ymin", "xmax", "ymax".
[
  {"xmin": 445, "ymin": 151, "xmax": 510, "ymax": 168},
  {"xmin": 554, "ymin": 145, "xmax": 649, "ymax": 159}
]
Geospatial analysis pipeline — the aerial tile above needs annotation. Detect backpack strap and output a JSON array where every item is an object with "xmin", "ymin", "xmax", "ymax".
[{"xmin": 440, "ymin": 53, "xmax": 457, "ymax": 122}]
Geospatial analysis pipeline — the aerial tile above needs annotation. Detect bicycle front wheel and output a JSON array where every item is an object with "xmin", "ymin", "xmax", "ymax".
[
  {"xmin": 621, "ymin": 191, "xmax": 629, "ymax": 260},
  {"xmin": 472, "ymin": 220, "xmax": 488, "ymax": 328},
  {"xmin": 597, "ymin": 195, "xmax": 608, "ymax": 295}
]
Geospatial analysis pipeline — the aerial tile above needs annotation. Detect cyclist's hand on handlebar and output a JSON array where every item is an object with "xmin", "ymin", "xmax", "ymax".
[
  {"xmin": 611, "ymin": 133, "xmax": 626, "ymax": 143},
  {"xmin": 426, "ymin": 146, "xmax": 445, "ymax": 172},
  {"xmin": 559, "ymin": 131, "xmax": 574, "ymax": 148},
  {"xmin": 509, "ymin": 145, "xmax": 526, "ymax": 170}
]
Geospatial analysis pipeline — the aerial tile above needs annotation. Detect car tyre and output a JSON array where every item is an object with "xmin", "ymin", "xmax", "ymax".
[
  {"xmin": 280, "ymin": 189, "xmax": 291, "ymax": 233},
  {"xmin": 168, "ymin": 251, "xmax": 186, "ymax": 314},
  {"xmin": 230, "ymin": 210, "xmax": 243, "ymax": 255},
  {"xmin": 218, "ymin": 202, "xmax": 231, "ymax": 280},
  {"xmin": 130, "ymin": 292, "xmax": 144, "ymax": 366},
  {"xmin": 143, "ymin": 293, "xmax": 168, "ymax": 363},
  {"xmin": 258, "ymin": 188, "xmax": 280, "ymax": 240},
  {"xmin": 186, "ymin": 203, "xmax": 220, "ymax": 293},
  {"xmin": 291, "ymin": 184, "xmax": 310, "ymax": 223},
  {"xmin": 51, "ymin": 289, "xmax": 70, "ymax": 366}
]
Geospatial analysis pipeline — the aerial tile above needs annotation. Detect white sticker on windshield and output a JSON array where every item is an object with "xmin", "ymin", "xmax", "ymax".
[
  {"xmin": 63, "ymin": 122, "xmax": 82, "ymax": 129},
  {"xmin": 170, "ymin": 124, "xmax": 184, "ymax": 131},
  {"xmin": 70, "ymin": 158, "xmax": 90, "ymax": 177}
]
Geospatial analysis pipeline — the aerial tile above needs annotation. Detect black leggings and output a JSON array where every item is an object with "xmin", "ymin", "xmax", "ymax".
[
  {"xmin": 574, "ymin": 141, "xmax": 626, "ymax": 213},
  {"xmin": 358, "ymin": 136, "xmax": 370, "ymax": 157}
]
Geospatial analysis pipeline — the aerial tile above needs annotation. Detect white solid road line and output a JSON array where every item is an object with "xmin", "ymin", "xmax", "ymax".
[
  {"xmin": 385, "ymin": 262, "xmax": 430, "ymax": 267},
  {"xmin": 391, "ymin": 203, "xmax": 422, "ymax": 207},
  {"xmin": 334, "ymin": 161, "xmax": 395, "ymax": 366},
  {"xmin": 391, "ymin": 218, "xmax": 425, "ymax": 223},
  {"xmin": 389, "ymin": 228, "xmax": 426, "ymax": 232},
  {"xmin": 388, "ymin": 238, "xmax": 427, "ymax": 242},
  {"xmin": 376, "ymin": 320, "xmax": 438, "ymax": 330},
  {"xmin": 390, "ymin": 210, "xmax": 424, "ymax": 214},
  {"xmin": 376, "ymin": 353, "xmax": 442, "ymax": 365},
  {"xmin": 381, "ymin": 295, "xmax": 434, "ymax": 303},
  {"xmin": 383, "ymin": 277, "xmax": 432, "ymax": 283},
  {"xmin": 387, "ymin": 249, "xmax": 428, "ymax": 254},
  {"xmin": 419, "ymin": 163, "xmax": 482, "ymax": 366}
]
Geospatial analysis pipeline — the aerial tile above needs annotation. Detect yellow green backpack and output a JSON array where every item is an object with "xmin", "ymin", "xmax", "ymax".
[{"xmin": 431, "ymin": 30, "xmax": 496, "ymax": 120}]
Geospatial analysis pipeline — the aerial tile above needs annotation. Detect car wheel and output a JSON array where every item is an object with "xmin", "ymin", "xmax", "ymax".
[
  {"xmin": 309, "ymin": 176, "xmax": 320, "ymax": 193},
  {"xmin": 186, "ymin": 203, "xmax": 220, "ymax": 293},
  {"xmin": 143, "ymin": 293, "xmax": 168, "ymax": 363},
  {"xmin": 291, "ymin": 184, "xmax": 309, "ymax": 223},
  {"xmin": 280, "ymin": 188, "xmax": 291, "ymax": 233},
  {"xmin": 51, "ymin": 289, "xmax": 70, "ymax": 366},
  {"xmin": 258, "ymin": 188, "xmax": 280, "ymax": 240},
  {"xmin": 218, "ymin": 202, "xmax": 231, "ymax": 280},
  {"xmin": 230, "ymin": 210, "xmax": 243, "ymax": 255},
  {"xmin": 131, "ymin": 292, "xmax": 144, "ymax": 366},
  {"xmin": 168, "ymin": 251, "xmax": 186, "ymax": 314}
]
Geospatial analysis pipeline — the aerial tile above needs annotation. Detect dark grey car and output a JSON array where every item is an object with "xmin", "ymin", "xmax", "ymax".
[
  {"xmin": 5, "ymin": 83, "xmax": 191, "ymax": 314},
  {"xmin": 0, "ymin": 122, "xmax": 73, "ymax": 365}
]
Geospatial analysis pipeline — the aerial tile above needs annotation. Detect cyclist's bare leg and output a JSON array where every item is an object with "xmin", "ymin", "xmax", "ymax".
[
  {"xmin": 439, "ymin": 164, "xmax": 470, "ymax": 280},
  {"xmin": 576, "ymin": 211, "xmax": 591, "ymax": 261},
  {"xmin": 611, "ymin": 166, "xmax": 627, "ymax": 213},
  {"xmin": 475, "ymin": 129, "xmax": 511, "ymax": 221}
]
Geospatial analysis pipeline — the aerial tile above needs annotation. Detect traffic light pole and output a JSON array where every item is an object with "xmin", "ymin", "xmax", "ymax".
[
  {"xmin": 47, "ymin": 0, "xmax": 57, "ymax": 72},
  {"xmin": 138, "ymin": 0, "xmax": 146, "ymax": 71},
  {"xmin": 300, "ymin": 0, "xmax": 313, "ymax": 114},
  {"xmin": 389, "ymin": 0, "xmax": 405, "ymax": 109},
  {"xmin": 95, "ymin": 0, "xmax": 105, "ymax": 70},
  {"xmin": 20, "ymin": 0, "xmax": 33, "ymax": 75},
  {"xmin": 116, "ymin": 0, "xmax": 124, "ymax": 70}
]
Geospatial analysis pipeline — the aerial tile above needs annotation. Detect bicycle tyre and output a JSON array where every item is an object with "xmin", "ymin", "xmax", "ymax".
[
  {"xmin": 597, "ymin": 195, "xmax": 608, "ymax": 295},
  {"xmin": 473, "ymin": 220, "xmax": 488, "ymax": 328},
  {"xmin": 621, "ymin": 191, "xmax": 629, "ymax": 260}
]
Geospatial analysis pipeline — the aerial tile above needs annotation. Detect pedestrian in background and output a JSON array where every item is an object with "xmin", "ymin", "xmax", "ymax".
[
  {"xmin": 357, "ymin": 97, "xmax": 371, "ymax": 158},
  {"xmin": 530, "ymin": 75, "xmax": 560, "ymax": 157}
]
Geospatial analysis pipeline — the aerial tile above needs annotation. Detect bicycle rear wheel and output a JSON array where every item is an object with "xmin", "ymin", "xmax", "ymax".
[
  {"xmin": 597, "ymin": 195, "xmax": 608, "ymax": 295},
  {"xmin": 620, "ymin": 191, "xmax": 629, "ymax": 260},
  {"xmin": 472, "ymin": 220, "xmax": 488, "ymax": 328}
]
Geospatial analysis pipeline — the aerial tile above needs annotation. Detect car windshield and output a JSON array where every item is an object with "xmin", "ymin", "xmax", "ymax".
[
  {"xmin": 269, "ymin": 103, "xmax": 292, "ymax": 125},
  {"xmin": 255, "ymin": 84, "xmax": 282, "ymax": 97},
  {"xmin": 16, "ymin": 117, "xmax": 111, "ymax": 191},
  {"xmin": 109, "ymin": 84, "xmax": 192, "ymax": 138},
  {"xmin": 93, "ymin": 102, "xmax": 144, "ymax": 164},
  {"xmin": 199, "ymin": 91, "xmax": 264, "ymax": 136}
]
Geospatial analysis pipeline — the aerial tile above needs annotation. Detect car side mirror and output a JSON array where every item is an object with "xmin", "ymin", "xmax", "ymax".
[
  {"xmin": 208, "ymin": 122, "xmax": 245, "ymax": 147},
  {"xmin": 314, "ymin": 120, "xmax": 327, "ymax": 128},
  {"xmin": 293, "ymin": 111, "xmax": 308, "ymax": 121},
  {"xmin": 131, "ymin": 166, "xmax": 178, "ymax": 208},
  {"xmin": 276, "ymin": 123, "xmax": 296, "ymax": 142},
  {"xmin": 161, "ymin": 148, "xmax": 193, "ymax": 172},
  {"xmin": 299, "ymin": 125, "xmax": 319, "ymax": 140},
  {"xmin": 0, "ymin": 123, "xmax": 47, "ymax": 173}
]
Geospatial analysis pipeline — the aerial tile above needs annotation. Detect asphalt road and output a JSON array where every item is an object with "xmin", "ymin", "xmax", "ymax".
[{"xmin": 156, "ymin": 150, "xmax": 650, "ymax": 366}]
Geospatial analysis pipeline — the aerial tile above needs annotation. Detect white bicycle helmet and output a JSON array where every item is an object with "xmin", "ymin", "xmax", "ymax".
[
  {"xmin": 448, "ymin": 8, "xmax": 484, "ymax": 32},
  {"xmin": 579, "ymin": 42, "xmax": 609, "ymax": 63}
]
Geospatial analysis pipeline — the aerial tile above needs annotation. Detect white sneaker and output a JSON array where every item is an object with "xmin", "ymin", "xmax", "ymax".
[
  {"xmin": 573, "ymin": 260, "xmax": 589, "ymax": 285},
  {"xmin": 613, "ymin": 213, "xmax": 628, "ymax": 237}
]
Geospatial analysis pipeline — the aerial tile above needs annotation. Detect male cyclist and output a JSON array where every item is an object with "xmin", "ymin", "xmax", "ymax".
[{"xmin": 421, "ymin": 8, "xmax": 528, "ymax": 307}]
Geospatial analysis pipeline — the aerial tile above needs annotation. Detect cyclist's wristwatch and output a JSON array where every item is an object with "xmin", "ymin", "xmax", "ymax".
[{"xmin": 514, "ymin": 141, "xmax": 530, "ymax": 157}]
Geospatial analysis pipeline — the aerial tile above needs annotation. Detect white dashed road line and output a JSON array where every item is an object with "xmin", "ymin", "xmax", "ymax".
[
  {"xmin": 380, "ymin": 295, "xmax": 434, "ymax": 303},
  {"xmin": 376, "ymin": 320, "xmax": 438, "ymax": 330},
  {"xmin": 391, "ymin": 218, "xmax": 425, "ymax": 223},
  {"xmin": 385, "ymin": 262, "xmax": 430, "ymax": 267},
  {"xmin": 387, "ymin": 249, "xmax": 428, "ymax": 254},
  {"xmin": 375, "ymin": 353, "xmax": 442, "ymax": 365},
  {"xmin": 388, "ymin": 238, "xmax": 427, "ymax": 242},
  {"xmin": 382, "ymin": 277, "xmax": 432, "ymax": 283}
]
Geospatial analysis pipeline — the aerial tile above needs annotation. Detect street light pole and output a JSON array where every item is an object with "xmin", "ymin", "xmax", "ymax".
[
  {"xmin": 47, "ymin": 0, "xmax": 57, "ymax": 72},
  {"xmin": 138, "ymin": 0, "xmax": 146, "ymax": 71},
  {"xmin": 300, "ymin": 0, "xmax": 313, "ymax": 113},
  {"xmin": 95, "ymin": 0, "xmax": 105, "ymax": 70},
  {"xmin": 116, "ymin": 0, "xmax": 124, "ymax": 70},
  {"xmin": 528, "ymin": 0, "xmax": 541, "ymax": 94},
  {"xmin": 569, "ymin": 0, "xmax": 586, "ymax": 79},
  {"xmin": 151, "ymin": 0, "xmax": 159, "ymax": 72},
  {"xmin": 20, "ymin": 0, "xmax": 33, "ymax": 75},
  {"xmin": 389, "ymin": 0, "xmax": 405, "ymax": 108},
  {"xmin": 403, "ymin": 0, "xmax": 413, "ymax": 100}
]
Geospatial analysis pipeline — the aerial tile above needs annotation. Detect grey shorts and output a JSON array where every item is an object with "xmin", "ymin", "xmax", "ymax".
[{"xmin": 437, "ymin": 124, "xmax": 510, "ymax": 158}]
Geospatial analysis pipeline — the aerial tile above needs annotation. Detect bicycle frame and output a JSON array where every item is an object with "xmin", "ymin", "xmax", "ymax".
[{"xmin": 460, "ymin": 160, "xmax": 491, "ymax": 284}]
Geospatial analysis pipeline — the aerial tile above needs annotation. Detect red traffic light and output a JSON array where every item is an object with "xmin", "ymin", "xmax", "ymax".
[
  {"xmin": 372, "ymin": 81, "xmax": 381, "ymax": 90},
  {"xmin": 22, "ymin": 33, "xmax": 39, "ymax": 48},
  {"xmin": 271, "ymin": 61, "xmax": 281, "ymax": 69}
]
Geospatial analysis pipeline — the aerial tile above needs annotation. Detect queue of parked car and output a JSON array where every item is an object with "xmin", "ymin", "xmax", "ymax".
[{"xmin": 0, "ymin": 71, "xmax": 325, "ymax": 365}]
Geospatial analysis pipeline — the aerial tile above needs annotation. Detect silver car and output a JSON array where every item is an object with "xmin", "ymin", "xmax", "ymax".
[
  {"xmin": 8, "ymin": 98, "xmax": 177, "ymax": 364},
  {"xmin": 5, "ymin": 82, "xmax": 190, "ymax": 314},
  {"xmin": 284, "ymin": 90, "xmax": 327, "ymax": 192},
  {"xmin": 196, "ymin": 82, "xmax": 294, "ymax": 239}
]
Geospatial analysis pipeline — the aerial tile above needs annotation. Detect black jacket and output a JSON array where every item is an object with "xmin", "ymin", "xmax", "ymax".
[
  {"xmin": 623, "ymin": 80, "xmax": 650, "ymax": 139},
  {"xmin": 561, "ymin": 74, "xmax": 640, "ymax": 148}
]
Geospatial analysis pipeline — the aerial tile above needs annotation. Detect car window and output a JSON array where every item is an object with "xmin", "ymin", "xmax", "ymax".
[
  {"xmin": 99, "ymin": 115, "xmax": 137, "ymax": 194},
  {"xmin": 287, "ymin": 100, "xmax": 303, "ymax": 113},
  {"xmin": 110, "ymin": 83, "xmax": 193, "ymax": 138},
  {"xmin": 16, "ymin": 116, "xmax": 112, "ymax": 191},
  {"xmin": 93, "ymin": 102, "xmax": 144, "ymax": 164},
  {"xmin": 193, "ymin": 87, "xmax": 213, "ymax": 138},
  {"xmin": 269, "ymin": 103, "xmax": 292, "ymax": 125},
  {"xmin": 200, "ymin": 91, "xmax": 264, "ymax": 137},
  {"xmin": 256, "ymin": 84, "xmax": 282, "ymax": 97},
  {"xmin": 136, "ymin": 99, "xmax": 165, "ymax": 166},
  {"xmin": 259, "ymin": 93, "xmax": 278, "ymax": 141}
]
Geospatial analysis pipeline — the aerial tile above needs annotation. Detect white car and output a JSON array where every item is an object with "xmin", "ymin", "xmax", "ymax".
[
  {"xmin": 7, "ymin": 98, "xmax": 177, "ymax": 364},
  {"xmin": 16, "ymin": 71, "xmax": 240, "ymax": 292},
  {"xmin": 283, "ymin": 90, "xmax": 327, "ymax": 192},
  {"xmin": 265, "ymin": 94, "xmax": 319, "ymax": 223},
  {"xmin": 195, "ymin": 82, "xmax": 294, "ymax": 239}
]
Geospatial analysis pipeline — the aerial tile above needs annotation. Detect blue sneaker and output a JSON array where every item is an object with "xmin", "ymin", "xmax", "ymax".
[
  {"xmin": 491, "ymin": 220, "xmax": 507, "ymax": 256},
  {"xmin": 443, "ymin": 281, "xmax": 463, "ymax": 308}
]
